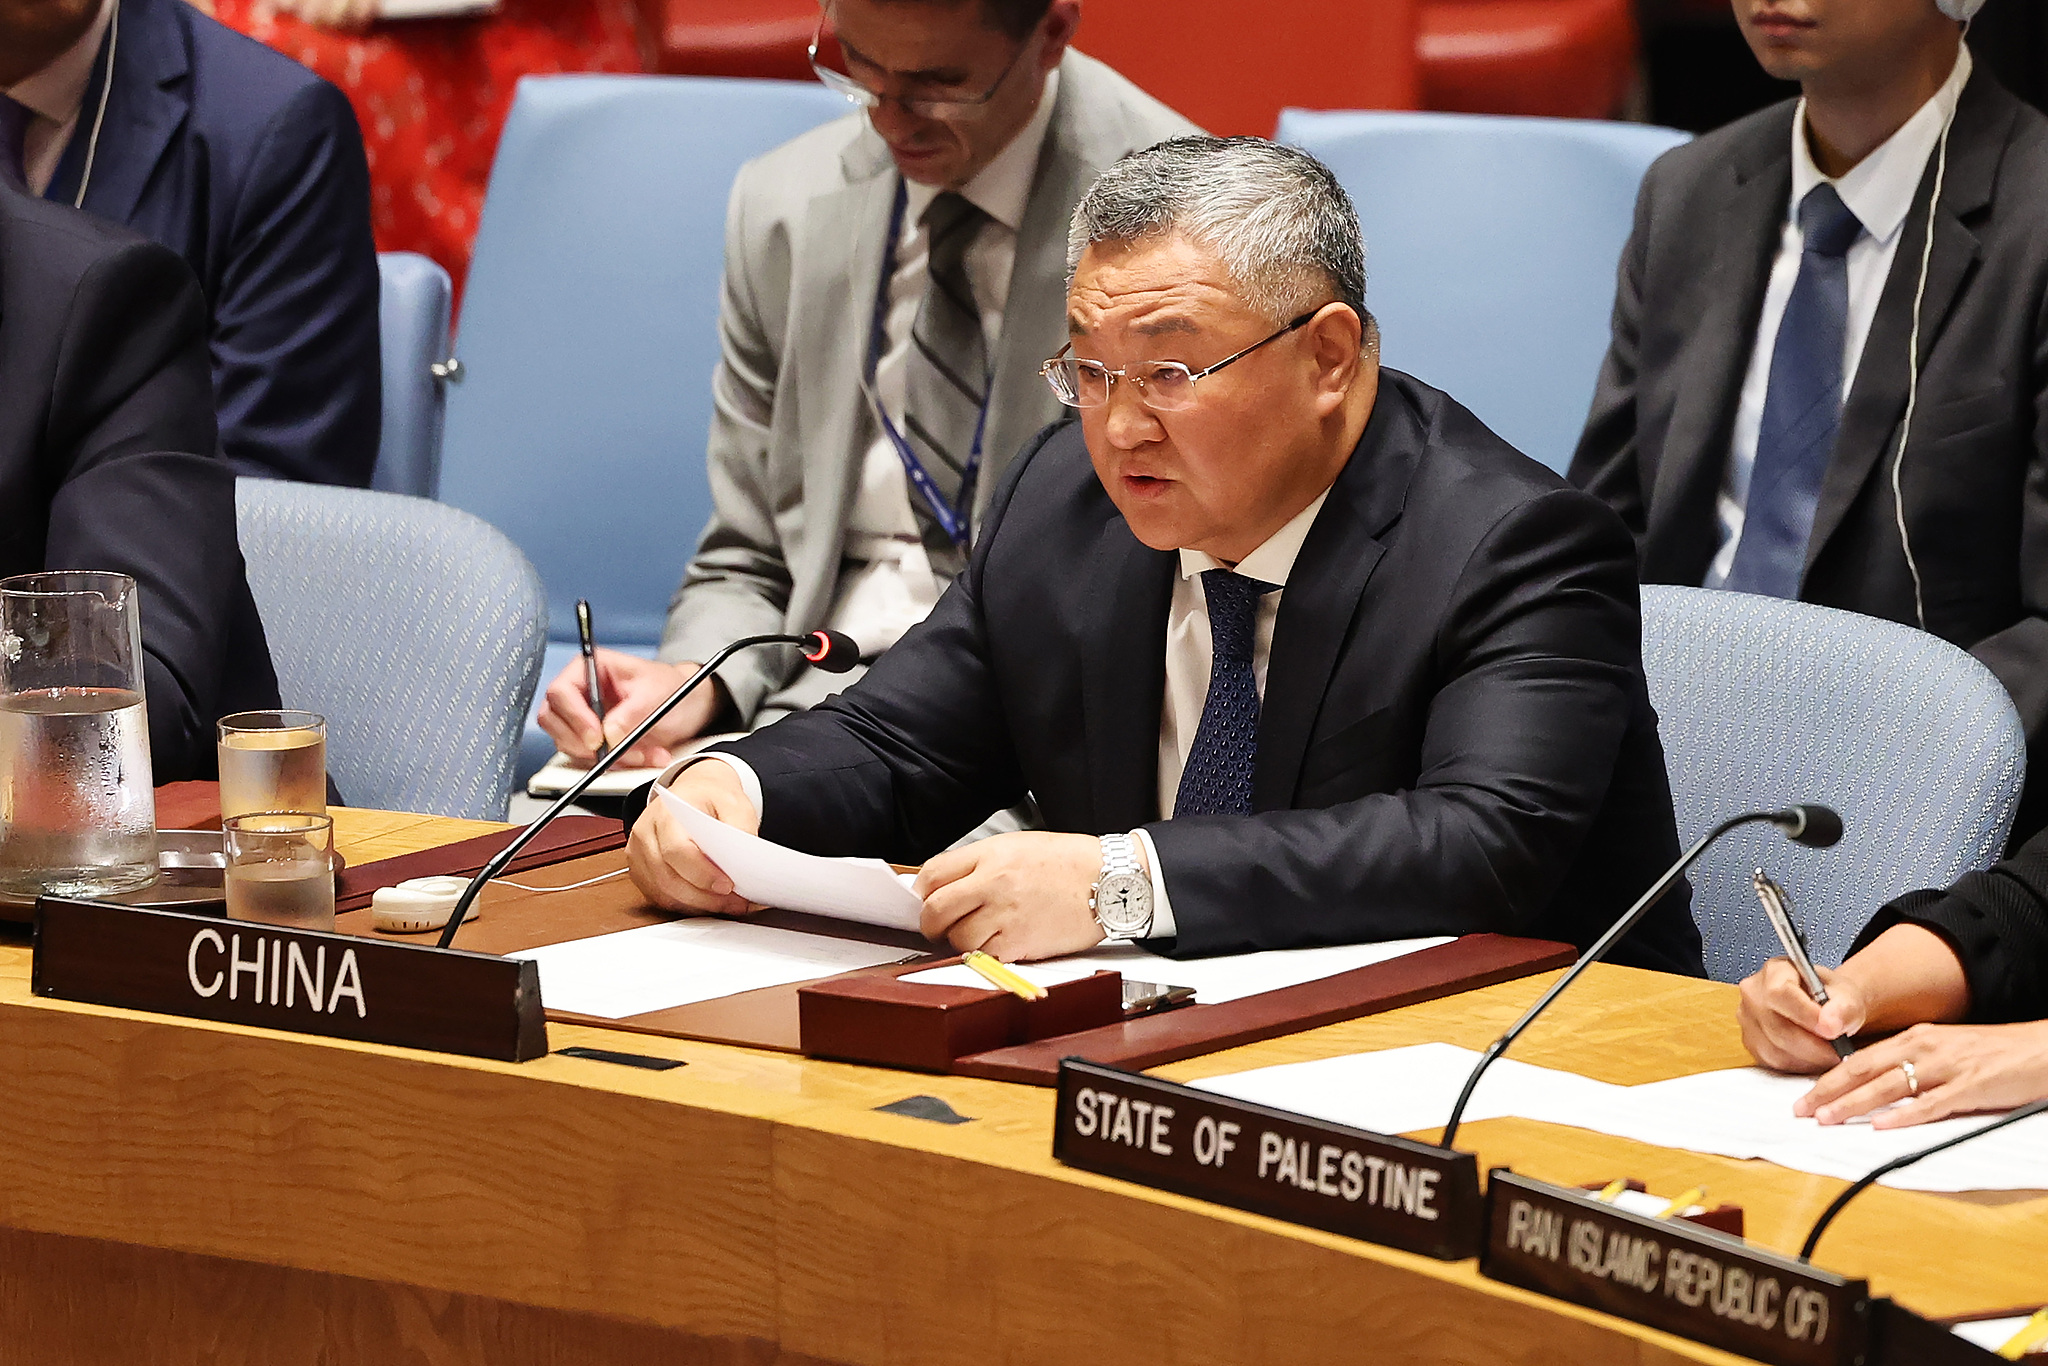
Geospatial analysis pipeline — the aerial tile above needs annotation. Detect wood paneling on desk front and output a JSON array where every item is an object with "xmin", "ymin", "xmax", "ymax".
[{"xmin": 0, "ymin": 810, "xmax": 2038, "ymax": 1366}]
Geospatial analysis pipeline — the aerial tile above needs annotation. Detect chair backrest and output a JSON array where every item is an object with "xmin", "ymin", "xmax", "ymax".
[
  {"xmin": 235, "ymin": 479, "xmax": 548, "ymax": 820},
  {"xmin": 439, "ymin": 74, "xmax": 850, "ymax": 648},
  {"xmin": 1275, "ymin": 110, "xmax": 1689, "ymax": 473},
  {"xmin": 1641, "ymin": 586, "xmax": 2024, "ymax": 982},
  {"xmin": 373, "ymin": 252, "xmax": 453, "ymax": 497}
]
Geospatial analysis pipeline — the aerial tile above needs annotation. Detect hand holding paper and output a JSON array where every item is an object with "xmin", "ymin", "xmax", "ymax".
[{"xmin": 642, "ymin": 780, "xmax": 925, "ymax": 932}]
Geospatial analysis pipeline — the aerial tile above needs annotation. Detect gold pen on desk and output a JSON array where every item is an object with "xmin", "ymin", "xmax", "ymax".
[
  {"xmin": 1999, "ymin": 1307, "xmax": 2048, "ymax": 1359},
  {"xmin": 1656, "ymin": 1186, "xmax": 1705, "ymax": 1219},
  {"xmin": 1594, "ymin": 1178, "xmax": 1629, "ymax": 1203},
  {"xmin": 962, "ymin": 949, "xmax": 1046, "ymax": 1000}
]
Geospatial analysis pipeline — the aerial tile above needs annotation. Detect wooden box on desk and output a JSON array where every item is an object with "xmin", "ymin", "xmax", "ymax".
[{"xmin": 798, "ymin": 961, "xmax": 1124, "ymax": 1072}]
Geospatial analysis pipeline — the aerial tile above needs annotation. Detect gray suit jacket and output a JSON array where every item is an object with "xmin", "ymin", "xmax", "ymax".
[{"xmin": 658, "ymin": 51, "xmax": 1195, "ymax": 724}]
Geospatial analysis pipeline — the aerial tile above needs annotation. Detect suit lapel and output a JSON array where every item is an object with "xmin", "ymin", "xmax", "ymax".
[
  {"xmin": 52, "ymin": 0, "xmax": 189, "ymax": 228},
  {"xmin": 792, "ymin": 135, "xmax": 898, "ymax": 588},
  {"xmin": 980, "ymin": 60, "xmax": 1086, "ymax": 517},
  {"xmin": 1645, "ymin": 113, "xmax": 1792, "ymax": 583},
  {"xmin": 1081, "ymin": 521, "xmax": 1173, "ymax": 831},
  {"xmin": 1805, "ymin": 73, "xmax": 2008, "ymax": 573},
  {"xmin": 1251, "ymin": 389, "xmax": 1412, "ymax": 811}
]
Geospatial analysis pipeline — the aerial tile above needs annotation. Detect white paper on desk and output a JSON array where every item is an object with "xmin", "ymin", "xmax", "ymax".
[
  {"xmin": 508, "ymin": 920, "xmax": 908, "ymax": 1019},
  {"xmin": 1045, "ymin": 936, "xmax": 1455, "ymax": 1005},
  {"xmin": 1192, "ymin": 1041, "xmax": 1628, "ymax": 1136},
  {"xmin": 1952, "ymin": 1317, "xmax": 2034, "ymax": 1352},
  {"xmin": 654, "ymin": 783, "xmax": 924, "ymax": 932},
  {"xmin": 1581, "ymin": 1067, "xmax": 2048, "ymax": 1193}
]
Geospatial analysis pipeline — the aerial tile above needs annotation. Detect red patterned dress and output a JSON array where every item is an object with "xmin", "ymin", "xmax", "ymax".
[{"xmin": 212, "ymin": 0, "xmax": 645, "ymax": 301}]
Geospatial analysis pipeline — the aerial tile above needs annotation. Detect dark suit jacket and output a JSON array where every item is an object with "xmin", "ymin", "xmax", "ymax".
[
  {"xmin": 1857, "ymin": 823, "xmax": 2048, "ymax": 1024},
  {"xmin": 1570, "ymin": 68, "xmax": 2048, "ymax": 840},
  {"xmin": 43, "ymin": 0, "xmax": 380, "ymax": 488},
  {"xmin": 714, "ymin": 371, "xmax": 1705, "ymax": 974},
  {"xmin": 0, "ymin": 182, "xmax": 281, "ymax": 780}
]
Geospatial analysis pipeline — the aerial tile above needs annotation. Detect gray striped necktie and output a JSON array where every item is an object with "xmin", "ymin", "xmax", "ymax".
[{"xmin": 899, "ymin": 191, "xmax": 990, "ymax": 578}]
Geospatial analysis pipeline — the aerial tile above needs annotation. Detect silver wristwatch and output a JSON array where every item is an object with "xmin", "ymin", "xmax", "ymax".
[{"xmin": 1089, "ymin": 832, "xmax": 1153, "ymax": 941}]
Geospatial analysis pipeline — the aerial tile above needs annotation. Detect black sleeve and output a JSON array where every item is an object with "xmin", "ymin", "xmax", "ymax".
[
  {"xmin": 1566, "ymin": 158, "xmax": 1657, "ymax": 538},
  {"xmin": 1853, "ymin": 826, "xmax": 2048, "ymax": 1025},
  {"xmin": 709, "ymin": 426, "xmax": 1060, "ymax": 860},
  {"xmin": 211, "ymin": 79, "xmax": 380, "ymax": 487},
  {"xmin": 1146, "ymin": 488, "xmax": 1649, "ymax": 957},
  {"xmin": 41, "ymin": 238, "xmax": 270, "ymax": 780}
]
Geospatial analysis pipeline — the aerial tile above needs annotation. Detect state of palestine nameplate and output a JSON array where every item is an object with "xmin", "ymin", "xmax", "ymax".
[
  {"xmin": 31, "ymin": 897, "xmax": 548, "ymax": 1062},
  {"xmin": 1053, "ymin": 1059, "xmax": 1483, "ymax": 1260}
]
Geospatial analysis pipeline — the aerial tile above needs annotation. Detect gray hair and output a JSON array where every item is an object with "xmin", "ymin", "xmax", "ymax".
[{"xmin": 1066, "ymin": 136, "xmax": 1368, "ymax": 324}]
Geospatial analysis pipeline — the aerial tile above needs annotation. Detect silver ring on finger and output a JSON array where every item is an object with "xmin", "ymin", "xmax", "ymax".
[{"xmin": 1899, "ymin": 1060, "xmax": 1919, "ymax": 1098}]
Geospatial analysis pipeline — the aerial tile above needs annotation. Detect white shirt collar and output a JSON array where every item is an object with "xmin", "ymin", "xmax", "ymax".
[
  {"xmin": 3, "ymin": 0, "xmax": 114, "ymax": 124},
  {"xmin": 1789, "ymin": 44, "xmax": 1971, "ymax": 249},
  {"xmin": 903, "ymin": 66, "xmax": 1058, "ymax": 234},
  {"xmin": 1177, "ymin": 487, "xmax": 1332, "ymax": 589}
]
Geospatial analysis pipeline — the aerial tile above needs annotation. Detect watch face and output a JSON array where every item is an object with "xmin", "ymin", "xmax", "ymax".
[{"xmin": 1095, "ymin": 871, "xmax": 1151, "ymax": 936}]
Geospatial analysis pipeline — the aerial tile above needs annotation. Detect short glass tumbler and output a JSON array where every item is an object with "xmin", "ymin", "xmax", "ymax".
[
  {"xmin": 217, "ymin": 710, "xmax": 327, "ymax": 823},
  {"xmin": 224, "ymin": 812, "xmax": 336, "ymax": 932}
]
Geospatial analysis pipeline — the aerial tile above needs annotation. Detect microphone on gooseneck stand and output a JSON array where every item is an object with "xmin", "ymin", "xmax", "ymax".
[
  {"xmin": 432, "ymin": 629, "xmax": 861, "ymax": 949},
  {"xmin": 1437, "ymin": 804, "xmax": 1844, "ymax": 1150},
  {"xmin": 1799, "ymin": 1097, "xmax": 2048, "ymax": 1262}
]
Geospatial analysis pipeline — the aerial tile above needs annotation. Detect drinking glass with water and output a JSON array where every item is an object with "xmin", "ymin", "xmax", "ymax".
[
  {"xmin": 224, "ymin": 812, "xmax": 336, "ymax": 931},
  {"xmin": 217, "ymin": 710, "xmax": 327, "ymax": 821},
  {"xmin": 0, "ymin": 571, "xmax": 157, "ymax": 897}
]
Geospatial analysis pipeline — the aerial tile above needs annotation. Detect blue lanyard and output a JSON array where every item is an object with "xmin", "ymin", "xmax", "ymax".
[{"xmin": 865, "ymin": 180, "xmax": 989, "ymax": 550}]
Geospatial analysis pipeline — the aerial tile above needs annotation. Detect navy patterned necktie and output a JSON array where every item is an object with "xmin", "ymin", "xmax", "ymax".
[
  {"xmin": 0, "ymin": 93, "xmax": 30, "ymax": 192},
  {"xmin": 1173, "ymin": 570, "xmax": 1281, "ymax": 819},
  {"xmin": 1724, "ymin": 182, "xmax": 1864, "ymax": 598}
]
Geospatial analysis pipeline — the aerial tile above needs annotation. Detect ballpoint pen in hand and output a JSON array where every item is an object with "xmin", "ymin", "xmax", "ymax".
[
  {"xmin": 1753, "ymin": 869, "xmax": 1855, "ymax": 1060},
  {"xmin": 575, "ymin": 598, "xmax": 608, "ymax": 763}
]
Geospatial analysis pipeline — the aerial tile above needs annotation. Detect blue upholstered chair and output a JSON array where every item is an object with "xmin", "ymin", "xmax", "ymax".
[
  {"xmin": 1274, "ymin": 110, "xmax": 1689, "ymax": 474},
  {"xmin": 372, "ymin": 252, "xmax": 454, "ymax": 497},
  {"xmin": 436, "ymin": 75, "xmax": 850, "ymax": 782},
  {"xmin": 1640, "ymin": 586, "xmax": 2024, "ymax": 982},
  {"xmin": 235, "ymin": 480, "xmax": 548, "ymax": 820}
]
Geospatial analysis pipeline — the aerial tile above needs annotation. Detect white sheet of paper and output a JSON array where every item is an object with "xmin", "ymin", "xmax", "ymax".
[
  {"xmin": 1578, "ymin": 1067, "xmax": 2048, "ymax": 1193},
  {"xmin": 1951, "ymin": 1317, "xmax": 2034, "ymax": 1352},
  {"xmin": 1191, "ymin": 1048, "xmax": 2048, "ymax": 1193},
  {"xmin": 508, "ymin": 919, "xmax": 908, "ymax": 1019},
  {"xmin": 1191, "ymin": 1041, "xmax": 1628, "ymax": 1136},
  {"xmin": 655, "ymin": 783, "xmax": 924, "ymax": 932},
  {"xmin": 898, "ymin": 961, "xmax": 1106, "ymax": 991},
  {"xmin": 1043, "ymin": 936, "xmax": 1455, "ymax": 1005},
  {"xmin": 526, "ymin": 753, "xmax": 668, "ymax": 798}
]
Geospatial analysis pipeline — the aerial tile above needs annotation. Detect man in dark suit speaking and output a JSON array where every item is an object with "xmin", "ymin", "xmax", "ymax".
[
  {"xmin": 632, "ymin": 137, "xmax": 1704, "ymax": 976},
  {"xmin": 0, "ymin": 181, "xmax": 280, "ymax": 779}
]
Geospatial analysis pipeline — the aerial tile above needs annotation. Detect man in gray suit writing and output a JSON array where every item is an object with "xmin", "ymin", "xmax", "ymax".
[{"xmin": 537, "ymin": 0, "xmax": 1194, "ymax": 768}]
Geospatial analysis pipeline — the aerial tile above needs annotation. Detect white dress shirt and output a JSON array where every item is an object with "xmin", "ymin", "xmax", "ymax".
[
  {"xmin": 827, "ymin": 69, "xmax": 1061, "ymax": 656},
  {"xmin": 3, "ymin": 0, "xmax": 115, "ymax": 199},
  {"xmin": 1707, "ymin": 45, "xmax": 1971, "ymax": 588}
]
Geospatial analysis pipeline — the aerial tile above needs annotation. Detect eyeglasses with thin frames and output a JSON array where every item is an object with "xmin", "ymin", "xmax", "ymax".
[
  {"xmin": 1040, "ymin": 311, "xmax": 1321, "ymax": 412},
  {"xmin": 809, "ymin": 4, "xmax": 1036, "ymax": 121}
]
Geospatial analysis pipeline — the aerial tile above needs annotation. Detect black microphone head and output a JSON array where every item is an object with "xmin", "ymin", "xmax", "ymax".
[
  {"xmin": 802, "ymin": 629, "xmax": 861, "ymax": 673},
  {"xmin": 1777, "ymin": 804, "xmax": 1844, "ymax": 848}
]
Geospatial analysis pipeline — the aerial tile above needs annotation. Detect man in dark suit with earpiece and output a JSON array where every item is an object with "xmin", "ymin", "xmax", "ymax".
[
  {"xmin": 0, "ymin": 0, "xmax": 379, "ymax": 488},
  {"xmin": 1570, "ymin": 0, "xmax": 2048, "ymax": 841},
  {"xmin": 0, "ymin": 180, "xmax": 282, "ymax": 778}
]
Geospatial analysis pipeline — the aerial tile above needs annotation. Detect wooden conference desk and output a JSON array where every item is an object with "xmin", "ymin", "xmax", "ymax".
[{"xmin": 0, "ymin": 810, "xmax": 2040, "ymax": 1366}]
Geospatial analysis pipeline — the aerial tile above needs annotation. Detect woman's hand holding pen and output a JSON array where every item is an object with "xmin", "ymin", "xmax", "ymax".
[{"xmin": 1739, "ymin": 958, "xmax": 1870, "ymax": 1074}]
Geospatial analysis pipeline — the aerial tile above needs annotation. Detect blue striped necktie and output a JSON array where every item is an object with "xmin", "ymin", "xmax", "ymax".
[
  {"xmin": 1725, "ymin": 182, "xmax": 1863, "ymax": 598},
  {"xmin": 1174, "ymin": 570, "xmax": 1280, "ymax": 819}
]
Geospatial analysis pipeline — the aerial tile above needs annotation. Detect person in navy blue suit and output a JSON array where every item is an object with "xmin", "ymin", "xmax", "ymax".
[{"xmin": 2, "ymin": 0, "xmax": 380, "ymax": 487}]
